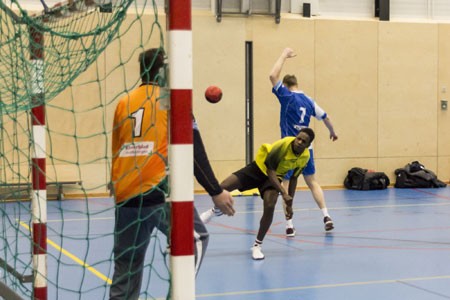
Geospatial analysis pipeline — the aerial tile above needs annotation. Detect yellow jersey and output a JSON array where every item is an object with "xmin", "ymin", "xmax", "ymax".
[{"xmin": 255, "ymin": 137, "xmax": 310, "ymax": 179}]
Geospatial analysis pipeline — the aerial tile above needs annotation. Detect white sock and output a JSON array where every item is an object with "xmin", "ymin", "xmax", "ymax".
[
  {"xmin": 321, "ymin": 208, "xmax": 330, "ymax": 218},
  {"xmin": 254, "ymin": 239, "xmax": 262, "ymax": 247},
  {"xmin": 286, "ymin": 219, "xmax": 294, "ymax": 228}
]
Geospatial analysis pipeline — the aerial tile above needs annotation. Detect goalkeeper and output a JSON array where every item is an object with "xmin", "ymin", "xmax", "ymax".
[{"xmin": 109, "ymin": 48, "xmax": 235, "ymax": 300}]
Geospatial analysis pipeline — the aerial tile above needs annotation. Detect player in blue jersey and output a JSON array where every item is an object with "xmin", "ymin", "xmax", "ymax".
[{"xmin": 269, "ymin": 47, "xmax": 338, "ymax": 235}]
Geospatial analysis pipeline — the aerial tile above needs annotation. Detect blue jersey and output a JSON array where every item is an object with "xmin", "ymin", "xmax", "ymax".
[{"xmin": 272, "ymin": 81, "xmax": 327, "ymax": 137}]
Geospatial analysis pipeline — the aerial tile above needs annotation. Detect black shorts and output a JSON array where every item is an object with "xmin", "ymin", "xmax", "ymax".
[{"xmin": 232, "ymin": 161, "xmax": 280, "ymax": 197}]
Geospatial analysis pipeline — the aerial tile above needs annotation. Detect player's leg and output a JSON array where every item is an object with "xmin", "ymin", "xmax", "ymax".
[
  {"xmin": 200, "ymin": 173, "xmax": 242, "ymax": 223},
  {"xmin": 220, "ymin": 173, "xmax": 244, "ymax": 191},
  {"xmin": 281, "ymin": 171, "xmax": 296, "ymax": 237},
  {"xmin": 193, "ymin": 208, "xmax": 209, "ymax": 274},
  {"xmin": 251, "ymin": 188, "xmax": 279, "ymax": 260},
  {"xmin": 303, "ymin": 149, "xmax": 334, "ymax": 231},
  {"xmin": 110, "ymin": 204, "xmax": 159, "ymax": 300},
  {"xmin": 201, "ymin": 163, "xmax": 256, "ymax": 223}
]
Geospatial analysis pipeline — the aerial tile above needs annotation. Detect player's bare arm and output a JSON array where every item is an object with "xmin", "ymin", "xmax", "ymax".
[
  {"xmin": 284, "ymin": 175, "xmax": 298, "ymax": 219},
  {"xmin": 267, "ymin": 169, "xmax": 292, "ymax": 201},
  {"xmin": 288, "ymin": 175, "xmax": 298, "ymax": 198},
  {"xmin": 269, "ymin": 47, "xmax": 296, "ymax": 87},
  {"xmin": 323, "ymin": 117, "xmax": 338, "ymax": 141}
]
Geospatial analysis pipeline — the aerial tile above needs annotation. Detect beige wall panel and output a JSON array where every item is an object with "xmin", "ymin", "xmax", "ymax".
[
  {"xmin": 378, "ymin": 22, "xmax": 438, "ymax": 157},
  {"xmin": 105, "ymin": 12, "xmax": 166, "ymax": 104},
  {"xmin": 437, "ymin": 157, "xmax": 450, "ymax": 182},
  {"xmin": 46, "ymin": 11, "xmax": 165, "ymax": 186},
  {"xmin": 105, "ymin": 11, "xmax": 167, "ymax": 150},
  {"xmin": 315, "ymin": 20, "xmax": 378, "ymax": 159},
  {"xmin": 194, "ymin": 160, "xmax": 246, "ymax": 191},
  {"xmin": 5, "ymin": 10, "xmax": 450, "ymax": 192},
  {"xmin": 78, "ymin": 163, "xmax": 109, "ymax": 193},
  {"xmin": 192, "ymin": 13, "xmax": 246, "ymax": 161},
  {"xmin": 314, "ymin": 158, "xmax": 378, "ymax": 187},
  {"xmin": 0, "ymin": 111, "xmax": 30, "ymax": 177},
  {"xmin": 251, "ymin": 18, "xmax": 315, "ymax": 149},
  {"xmin": 438, "ymin": 24, "xmax": 450, "ymax": 156},
  {"xmin": 47, "ymin": 57, "xmax": 108, "ymax": 179}
]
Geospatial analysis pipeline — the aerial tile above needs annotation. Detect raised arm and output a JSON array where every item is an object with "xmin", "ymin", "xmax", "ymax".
[{"xmin": 269, "ymin": 47, "xmax": 296, "ymax": 87}]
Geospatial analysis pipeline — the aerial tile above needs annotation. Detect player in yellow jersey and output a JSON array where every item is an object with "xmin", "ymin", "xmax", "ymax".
[
  {"xmin": 202, "ymin": 128, "xmax": 314, "ymax": 260},
  {"xmin": 109, "ymin": 48, "xmax": 235, "ymax": 300}
]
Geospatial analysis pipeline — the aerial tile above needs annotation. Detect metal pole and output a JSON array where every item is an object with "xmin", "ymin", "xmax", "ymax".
[
  {"xmin": 245, "ymin": 41, "xmax": 254, "ymax": 165},
  {"xmin": 167, "ymin": 0, "xmax": 195, "ymax": 299},
  {"xmin": 29, "ymin": 25, "xmax": 47, "ymax": 300}
]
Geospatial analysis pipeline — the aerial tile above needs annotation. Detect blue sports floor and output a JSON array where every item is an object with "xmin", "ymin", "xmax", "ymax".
[{"xmin": 2, "ymin": 187, "xmax": 450, "ymax": 299}]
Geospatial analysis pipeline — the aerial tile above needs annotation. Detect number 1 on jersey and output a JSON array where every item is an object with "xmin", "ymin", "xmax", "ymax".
[{"xmin": 131, "ymin": 108, "xmax": 144, "ymax": 137}]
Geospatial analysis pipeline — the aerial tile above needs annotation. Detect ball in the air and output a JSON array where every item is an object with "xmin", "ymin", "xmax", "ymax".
[{"xmin": 204, "ymin": 85, "xmax": 223, "ymax": 103}]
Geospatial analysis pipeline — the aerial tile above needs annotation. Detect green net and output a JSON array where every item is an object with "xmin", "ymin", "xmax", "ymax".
[{"xmin": 0, "ymin": 0, "xmax": 170, "ymax": 299}]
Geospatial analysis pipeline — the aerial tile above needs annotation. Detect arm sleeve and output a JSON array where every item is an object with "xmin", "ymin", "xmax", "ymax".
[
  {"xmin": 313, "ymin": 101, "xmax": 327, "ymax": 120},
  {"xmin": 272, "ymin": 81, "xmax": 291, "ymax": 106},
  {"xmin": 193, "ymin": 127, "xmax": 223, "ymax": 196}
]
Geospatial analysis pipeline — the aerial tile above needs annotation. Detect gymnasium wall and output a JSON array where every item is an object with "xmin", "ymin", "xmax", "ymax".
[
  {"xmin": 191, "ymin": 12, "xmax": 450, "ymax": 190},
  {"xmin": 5, "ymin": 9, "xmax": 448, "ymax": 194}
]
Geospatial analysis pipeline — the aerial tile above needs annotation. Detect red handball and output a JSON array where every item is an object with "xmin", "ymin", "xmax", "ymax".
[{"xmin": 204, "ymin": 85, "xmax": 223, "ymax": 103}]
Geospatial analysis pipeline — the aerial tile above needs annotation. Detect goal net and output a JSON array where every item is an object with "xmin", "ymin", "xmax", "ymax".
[{"xmin": 0, "ymin": 0, "xmax": 172, "ymax": 299}]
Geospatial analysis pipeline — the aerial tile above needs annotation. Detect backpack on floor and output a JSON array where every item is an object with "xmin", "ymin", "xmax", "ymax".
[
  {"xmin": 394, "ymin": 161, "xmax": 447, "ymax": 188},
  {"xmin": 344, "ymin": 167, "xmax": 390, "ymax": 190}
]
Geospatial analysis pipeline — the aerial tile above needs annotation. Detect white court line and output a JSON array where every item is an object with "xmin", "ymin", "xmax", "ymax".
[
  {"xmin": 196, "ymin": 274, "xmax": 450, "ymax": 298},
  {"xmin": 234, "ymin": 201, "xmax": 450, "ymax": 215},
  {"xmin": 44, "ymin": 202, "xmax": 450, "ymax": 223}
]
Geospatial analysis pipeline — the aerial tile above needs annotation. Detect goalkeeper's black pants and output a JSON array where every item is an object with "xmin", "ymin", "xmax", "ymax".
[{"xmin": 110, "ymin": 203, "xmax": 210, "ymax": 300}]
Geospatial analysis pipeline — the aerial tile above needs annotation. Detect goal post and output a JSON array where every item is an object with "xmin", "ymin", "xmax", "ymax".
[{"xmin": 167, "ymin": 0, "xmax": 195, "ymax": 299}]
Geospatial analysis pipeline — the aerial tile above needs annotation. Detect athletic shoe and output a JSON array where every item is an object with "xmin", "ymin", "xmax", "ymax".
[
  {"xmin": 286, "ymin": 227, "xmax": 296, "ymax": 237},
  {"xmin": 200, "ymin": 208, "xmax": 215, "ymax": 224},
  {"xmin": 324, "ymin": 216, "xmax": 334, "ymax": 231},
  {"xmin": 200, "ymin": 207, "xmax": 223, "ymax": 224},
  {"xmin": 251, "ymin": 244, "xmax": 265, "ymax": 260},
  {"xmin": 213, "ymin": 207, "xmax": 224, "ymax": 217}
]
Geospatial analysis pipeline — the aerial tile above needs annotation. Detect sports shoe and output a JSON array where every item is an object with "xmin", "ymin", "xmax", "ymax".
[
  {"xmin": 200, "ymin": 207, "xmax": 223, "ymax": 224},
  {"xmin": 200, "ymin": 208, "xmax": 214, "ymax": 224},
  {"xmin": 213, "ymin": 207, "xmax": 224, "ymax": 217},
  {"xmin": 286, "ymin": 227, "xmax": 296, "ymax": 237},
  {"xmin": 251, "ymin": 244, "xmax": 265, "ymax": 260},
  {"xmin": 324, "ymin": 216, "xmax": 334, "ymax": 231}
]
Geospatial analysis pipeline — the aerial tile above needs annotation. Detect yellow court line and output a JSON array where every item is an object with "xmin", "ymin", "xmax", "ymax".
[
  {"xmin": 196, "ymin": 274, "xmax": 450, "ymax": 298},
  {"xmin": 19, "ymin": 221, "xmax": 112, "ymax": 285}
]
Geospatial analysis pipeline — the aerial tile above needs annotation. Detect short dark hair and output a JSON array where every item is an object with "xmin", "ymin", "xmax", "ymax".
[
  {"xmin": 282, "ymin": 74, "xmax": 298, "ymax": 88},
  {"xmin": 300, "ymin": 127, "xmax": 315, "ymax": 143},
  {"xmin": 139, "ymin": 48, "xmax": 165, "ymax": 83}
]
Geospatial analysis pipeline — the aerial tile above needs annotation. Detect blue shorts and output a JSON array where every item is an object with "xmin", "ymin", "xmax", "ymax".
[{"xmin": 284, "ymin": 149, "xmax": 315, "ymax": 180}]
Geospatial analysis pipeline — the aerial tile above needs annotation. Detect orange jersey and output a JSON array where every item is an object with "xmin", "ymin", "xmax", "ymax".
[{"xmin": 111, "ymin": 84, "xmax": 168, "ymax": 204}]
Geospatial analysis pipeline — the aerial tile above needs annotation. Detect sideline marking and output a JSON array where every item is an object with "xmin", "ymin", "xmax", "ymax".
[
  {"xmin": 19, "ymin": 221, "xmax": 112, "ymax": 284},
  {"xmin": 196, "ymin": 274, "xmax": 450, "ymax": 298}
]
